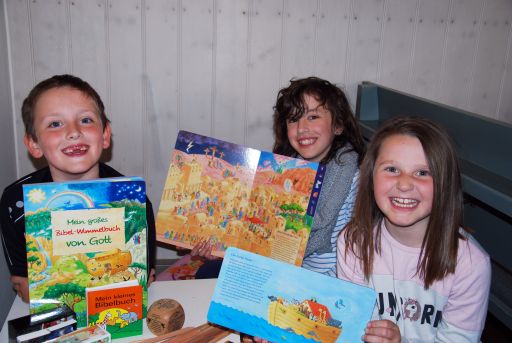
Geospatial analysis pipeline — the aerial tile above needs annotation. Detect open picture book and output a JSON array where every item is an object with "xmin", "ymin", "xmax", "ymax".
[
  {"xmin": 208, "ymin": 248, "xmax": 377, "ymax": 343},
  {"xmin": 156, "ymin": 131, "xmax": 325, "ymax": 266}
]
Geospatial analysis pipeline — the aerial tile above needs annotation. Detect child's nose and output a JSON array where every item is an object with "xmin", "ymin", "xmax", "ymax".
[
  {"xmin": 297, "ymin": 117, "xmax": 309, "ymax": 133},
  {"xmin": 396, "ymin": 175, "xmax": 414, "ymax": 191},
  {"xmin": 66, "ymin": 124, "xmax": 82, "ymax": 139}
]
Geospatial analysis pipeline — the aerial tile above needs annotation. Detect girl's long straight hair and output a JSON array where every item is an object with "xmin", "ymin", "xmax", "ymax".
[{"xmin": 343, "ymin": 116, "xmax": 466, "ymax": 288}]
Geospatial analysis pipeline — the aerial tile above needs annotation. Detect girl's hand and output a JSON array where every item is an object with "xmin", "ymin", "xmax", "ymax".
[
  {"xmin": 363, "ymin": 320, "xmax": 401, "ymax": 343},
  {"xmin": 190, "ymin": 240, "xmax": 216, "ymax": 260}
]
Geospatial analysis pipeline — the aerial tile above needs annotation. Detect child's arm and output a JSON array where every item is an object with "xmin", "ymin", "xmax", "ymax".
[
  {"xmin": 10, "ymin": 275, "xmax": 29, "ymax": 302},
  {"xmin": 363, "ymin": 320, "xmax": 401, "ymax": 343}
]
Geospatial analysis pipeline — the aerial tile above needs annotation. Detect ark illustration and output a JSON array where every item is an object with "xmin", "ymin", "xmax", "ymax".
[{"xmin": 267, "ymin": 296, "xmax": 342, "ymax": 343}]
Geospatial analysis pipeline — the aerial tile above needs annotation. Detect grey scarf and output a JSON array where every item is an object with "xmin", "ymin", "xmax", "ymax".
[{"xmin": 304, "ymin": 146, "xmax": 359, "ymax": 257}]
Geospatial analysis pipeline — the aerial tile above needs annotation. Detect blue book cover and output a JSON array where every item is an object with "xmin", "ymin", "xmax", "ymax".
[
  {"xmin": 23, "ymin": 177, "xmax": 148, "ymax": 332},
  {"xmin": 208, "ymin": 247, "xmax": 376, "ymax": 343}
]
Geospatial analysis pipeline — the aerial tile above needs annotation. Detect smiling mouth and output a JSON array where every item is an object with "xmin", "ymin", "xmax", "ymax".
[
  {"xmin": 298, "ymin": 138, "xmax": 317, "ymax": 146},
  {"xmin": 62, "ymin": 145, "xmax": 88, "ymax": 156},
  {"xmin": 391, "ymin": 197, "xmax": 418, "ymax": 208}
]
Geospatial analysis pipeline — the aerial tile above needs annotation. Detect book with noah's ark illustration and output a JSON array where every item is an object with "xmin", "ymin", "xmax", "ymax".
[
  {"xmin": 86, "ymin": 280, "xmax": 143, "ymax": 339},
  {"xmin": 23, "ymin": 177, "xmax": 149, "ymax": 328},
  {"xmin": 156, "ymin": 130, "xmax": 325, "ymax": 266},
  {"xmin": 208, "ymin": 248, "xmax": 377, "ymax": 343}
]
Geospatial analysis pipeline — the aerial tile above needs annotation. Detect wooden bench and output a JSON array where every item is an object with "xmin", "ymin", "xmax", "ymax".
[{"xmin": 355, "ymin": 81, "xmax": 512, "ymax": 329}]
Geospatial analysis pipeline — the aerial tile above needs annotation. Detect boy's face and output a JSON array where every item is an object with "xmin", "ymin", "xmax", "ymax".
[{"xmin": 24, "ymin": 86, "xmax": 111, "ymax": 181}]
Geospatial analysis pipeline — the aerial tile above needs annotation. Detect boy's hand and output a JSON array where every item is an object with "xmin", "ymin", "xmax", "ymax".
[
  {"xmin": 363, "ymin": 320, "xmax": 401, "ymax": 343},
  {"xmin": 190, "ymin": 240, "xmax": 216, "ymax": 260},
  {"xmin": 10, "ymin": 275, "xmax": 29, "ymax": 303},
  {"xmin": 147, "ymin": 268, "xmax": 156, "ymax": 286}
]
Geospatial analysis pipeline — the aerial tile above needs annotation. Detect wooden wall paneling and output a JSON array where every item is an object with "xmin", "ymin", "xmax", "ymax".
[
  {"xmin": 377, "ymin": 0, "xmax": 417, "ymax": 91},
  {"xmin": 245, "ymin": 0, "xmax": 284, "ymax": 151},
  {"xmin": 144, "ymin": 0, "xmax": 180, "ymax": 201},
  {"xmin": 496, "ymin": 8, "xmax": 512, "ymax": 124},
  {"xmin": 438, "ymin": 0, "xmax": 482, "ymax": 111},
  {"xmin": 29, "ymin": 0, "xmax": 70, "ymax": 80},
  {"xmin": 107, "ymin": 0, "xmax": 144, "ymax": 177},
  {"xmin": 179, "ymin": 0, "xmax": 214, "ymax": 136},
  {"xmin": 409, "ymin": 0, "xmax": 450, "ymax": 101},
  {"xmin": 279, "ymin": 0, "xmax": 318, "ymax": 84},
  {"xmin": 345, "ymin": 0, "xmax": 384, "ymax": 106},
  {"xmin": 213, "ymin": 0, "xmax": 249, "ymax": 145},
  {"xmin": 68, "ymin": 0, "xmax": 109, "ymax": 104},
  {"xmin": 5, "ymin": 0, "xmax": 35, "ymax": 176},
  {"xmin": 314, "ymin": 0, "xmax": 350, "ymax": 86},
  {"xmin": 469, "ymin": 0, "xmax": 511, "ymax": 119}
]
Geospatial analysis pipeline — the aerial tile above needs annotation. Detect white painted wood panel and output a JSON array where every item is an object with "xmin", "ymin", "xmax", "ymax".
[
  {"xmin": 144, "ymin": 0, "xmax": 180, "ymax": 196},
  {"xmin": 469, "ymin": 0, "xmax": 512, "ymax": 119},
  {"xmin": 279, "ymin": 0, "xmax": 318, "ymax": 83},
  {"xmin": 179, "ymin": 0, "xmax": 214, "ymax": 136},
  {"xmin": 345, "ymin": 0, "xmax": 384, "ymax": 105},
  {"xmin": 409, "ymin": 0, "xmax": 450, "ymax": 101},
  {"xmin": 314, "ymin": 0, "xmax": 350, "ymax": 85},
  {"xmin": 213, "ymin": 0, "xmax": 249, "ymax": 145},
  {"xmin": 377, "ymin": 0, "xmax": 417, "ymax": 91},
  {"xmin": 68, "ymin": 0, "xmax": 109, "ymax": 105},
  {"xmin": 438, "ymin": 0, "xmax": 482, "ymax": 110},
  {"xmin": 107, "ymin": 0, "xmax": 144, "ymax": 176},
  {"xmin": 5, "ymin": 0, "xmax": 35, "ymax": 176},
  {"xmin": 245, "ymin": 0, "xmax": 283, "ymax": 150}
]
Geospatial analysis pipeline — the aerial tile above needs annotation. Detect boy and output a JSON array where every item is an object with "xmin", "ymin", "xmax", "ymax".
[{"xmin": 0, "ymin": 74, "xmax": 156, "ymax": 302}]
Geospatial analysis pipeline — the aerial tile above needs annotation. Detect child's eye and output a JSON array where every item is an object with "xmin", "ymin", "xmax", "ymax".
[
  {"xmin": 384, "ymin": 166, "xmax": 398, "ymax": 173},
  {"xmin": 48, "ymin": 121, "xmax": 62, "ymax": 128},
  {"xmin": 81, "ymin": 117, "xmax": 94, "ymax": 124},
  {"xmin": 307, "ymin": 114, "xmax": 319, "ymax": 120},
  {"xmin": 416, "ymin": 170, "xmax": 431, "ymax": 177}
]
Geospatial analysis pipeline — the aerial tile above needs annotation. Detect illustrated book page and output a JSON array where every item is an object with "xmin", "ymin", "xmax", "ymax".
[
  {"xmin": 86, "ymin": 280, "xmax": 143, "ymax": 339},
  {"xmin": 207, "ymin": 247, "xmax": 376, "ymax": 343},
  {"xmin": 156, "ymin": 131, "xmax": 325, "ymax": 266},
  {"xmin": 23, "ymin": 177, "xmax": 149, "ymax": 328}
]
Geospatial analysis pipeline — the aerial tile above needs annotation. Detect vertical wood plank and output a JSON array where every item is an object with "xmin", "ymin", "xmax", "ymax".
[
  {"xmin": 378, "ymin": 0, "xmax": 417, "ymax": 91},
  {"xmin": 498, "ymin": 22, "xmax": 512, "ymax": 124},
  {"xmin": 68, "ymin": 0, "xmax": 109, "ymax": 102},
  {"xmin": 107, "ymin": 0, "xmax": 144, "ymax": 176},
  {"xmin": 29, "ymin": 0, "xmax": 70, "ymax": 80},
  {"xmin": 315, "ymin": 0, "xmax": 351, "ymax": 85},
  {"xmin": 144, "ymin": 0, "xmax": 179, "ymax": 199},
  {"xmin": 5, "ymin": 0, "xmax": 35, "ymax": 176},
  {"xmin": 438, "ymin": 0, "xmax": 482, "ymax": 110},
  {"xmin": 279, "ymin": 0, "xmax": 318, "ymax": 83},
  {"xmin": 469, "ymin": 0, "xmax": 511, "ymax": 119},
  {"xmin": 245, "ymin": 0, "xmax": 284, "ymax": 150},
  {"xmin": 409, "ymin": 0, "xmax": 450, "ymax": 101},
  {"xmin": 213, "ymin": 0, "xmax": 249, "ymax": 145},
  {"xmin": 179, "ymin": 0, "xmax": 214, "ymax": 136},
  {"xmin": 345, "ymin": 0, "xmax": 384, "ymax": 105}
]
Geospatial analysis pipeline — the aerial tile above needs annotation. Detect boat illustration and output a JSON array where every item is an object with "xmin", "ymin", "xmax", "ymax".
[{"xmin": 267, "ymin": 296, "xmax": 342, "ymax": 343}]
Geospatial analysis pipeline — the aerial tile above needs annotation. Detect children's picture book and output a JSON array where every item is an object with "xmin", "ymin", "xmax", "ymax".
[
  {"xmin": 155, "ymin": 254, "xmax": 205, "ymax": 281},
  {"xmin": 156, "ymin": 131, "xmax": 325, "ymax": 266},
  {"xmin": 8, "ymin": 305, "xmax": 76, "ymax": 343},
  {"xmin": 48, "ymin": 325, "xmax": 111, "ymax": 343},
  {"xmin": 85, "ymin": 280, "xmax": 143, "ymax": 339},
  {"xmin": 23, "ymin": 177, "xmax": 149, "ymax": 328},
  {"xmin": 207, "ymin": 248, "xmax": 377, "ymax": 343}
]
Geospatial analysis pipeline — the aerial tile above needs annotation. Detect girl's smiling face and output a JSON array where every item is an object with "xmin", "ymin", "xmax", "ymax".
[
  {"xmin": 286, "ymin": 94, "xmax": 341, "ymax": 162},
  {"xmin": 373, "ymin": 134, "xmax": 434, "ymax": 247},
  {"xmin": 24, "ymin": 86, "xmax": 111, "ymax": 181}
]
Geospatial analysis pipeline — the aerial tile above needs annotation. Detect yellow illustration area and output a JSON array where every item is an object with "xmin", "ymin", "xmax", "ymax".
[{"xmin": 96, "ymin": 308, "xmax": 131, "ymax": 328}]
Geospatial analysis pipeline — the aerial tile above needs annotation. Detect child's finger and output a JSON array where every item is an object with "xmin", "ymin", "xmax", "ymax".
[{"xmin": 362, "ymin": 320, "xmax": 400, "ymax": 343}]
